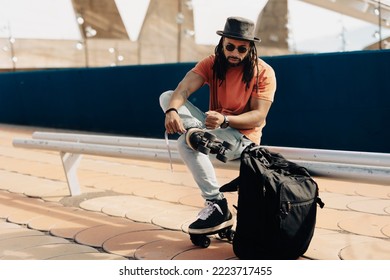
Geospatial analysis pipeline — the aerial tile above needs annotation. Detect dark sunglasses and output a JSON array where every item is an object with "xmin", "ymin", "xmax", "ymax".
[{"xmin": 225, "ymin": 43, "xmax": 248, "ymax": 53}]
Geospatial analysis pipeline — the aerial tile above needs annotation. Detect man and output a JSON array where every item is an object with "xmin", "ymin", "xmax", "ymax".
[{"xmin": 159, "ymin": 17, "xmax": 276, "ymax": 235}]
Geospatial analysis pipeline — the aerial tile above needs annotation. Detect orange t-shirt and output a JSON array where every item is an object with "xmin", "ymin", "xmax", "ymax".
[{"xmin": 192, "ymin": 55, "xmax": 276, "ymax": 144}]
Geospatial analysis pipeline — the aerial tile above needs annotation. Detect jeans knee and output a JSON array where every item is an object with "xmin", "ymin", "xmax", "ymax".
[
  {"xmin": 159, "ymin": 90, "xmax": 173, "ymax": 111},
  {"xmin": 176, "ymin": 134, "xmax": 187, "ymax": 154}
]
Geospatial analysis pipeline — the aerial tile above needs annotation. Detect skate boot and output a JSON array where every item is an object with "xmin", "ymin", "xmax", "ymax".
[
  {"xmin": 188, "ymin": 198, "xmax": 235, "ymax": 248},
  {"xmin": 185, "ymin": 128, "xmax": 234, "ymax": 162}
]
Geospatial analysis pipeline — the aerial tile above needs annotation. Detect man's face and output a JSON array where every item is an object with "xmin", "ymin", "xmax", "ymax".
[{"xmin": 222, "ymin": 37, "xmax": 250, "ymax": 66}]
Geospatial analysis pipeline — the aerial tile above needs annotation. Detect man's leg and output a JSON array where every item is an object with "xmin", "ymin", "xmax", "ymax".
[
  {"xmin": 177, "ymin": 128, "xmax": 253, "ymax": 234},
  {"xmin": 159, "ymin": 90, "xmax": 206, "ymax": 129},
  {"xmin": 159, "ymin": 90, "xmax": 252, "ymax": 233}
]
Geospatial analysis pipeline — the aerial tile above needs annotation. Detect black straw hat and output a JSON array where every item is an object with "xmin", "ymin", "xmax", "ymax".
[{"xmin": 216, "ymin": 16, "xmax": 261, "ymax": 42}]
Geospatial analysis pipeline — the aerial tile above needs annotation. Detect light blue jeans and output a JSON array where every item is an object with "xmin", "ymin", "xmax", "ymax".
[{"xmin": 159, "ymin": 90, "xmax": 253, "ymax": 201}]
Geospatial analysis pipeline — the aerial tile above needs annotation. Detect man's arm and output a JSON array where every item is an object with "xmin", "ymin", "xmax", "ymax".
[
  {"xmin": 231, "ymin": 97, "xmax": 272, "ymax": 129},
  {"xmin": 165, "ymin": 71, "xmax": 205, "ymax": 134},
  {"xmin": 205, "ymin": 98, "xmax": 272, "ymax": 130}
]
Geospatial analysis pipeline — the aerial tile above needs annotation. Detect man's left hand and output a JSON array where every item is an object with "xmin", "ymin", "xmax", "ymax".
[{"xmin": 205, "ymin": 111, "xmax": 224, "ymax": 129}]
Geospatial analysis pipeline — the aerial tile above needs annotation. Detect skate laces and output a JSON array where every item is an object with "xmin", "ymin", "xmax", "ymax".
[
  {"xmin": 164, "ymin": 130, "xmax": 173, "ymax": 172},
  {"xmin": 197, "ymin": 201, "xmax": 223, "ymax": 220}
]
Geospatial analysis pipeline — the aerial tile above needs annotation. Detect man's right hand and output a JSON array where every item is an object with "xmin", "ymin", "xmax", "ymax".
[{"xmin": 165, "ymin": 110, "xmax": 187, "ymax": 134}]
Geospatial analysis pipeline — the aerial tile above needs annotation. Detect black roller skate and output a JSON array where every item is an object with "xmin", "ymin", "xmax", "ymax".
[
  {"xmin": 188, "ymin": 198, "xmax": 235, "ymax": 248},
  {"xmin": 185, "ymin": 128, "xmax": 234, "ymax": 163}
]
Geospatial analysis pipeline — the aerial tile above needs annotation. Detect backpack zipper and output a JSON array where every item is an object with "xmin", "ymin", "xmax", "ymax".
[{"xmin": 280, "ymin": 198, "xmax": 315, "ymax": 217}]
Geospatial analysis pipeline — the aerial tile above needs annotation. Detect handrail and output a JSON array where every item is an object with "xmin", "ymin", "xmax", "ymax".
[
  {"xmin": 13, "ymin": 135, "xmax": 390, "ymax": 185},
  {"xmin": 33, "ymin": 131, "xmax": 390, "ymax": 167}
]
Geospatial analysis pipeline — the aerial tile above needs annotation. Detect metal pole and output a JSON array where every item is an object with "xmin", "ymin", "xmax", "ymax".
[
  {"xmin": 378, "ymin": 0, "xmax": 383, "ymax": 50},
  {"xmin": 177, "ymin": 0, "xmax": 182, "ymax": 62}
]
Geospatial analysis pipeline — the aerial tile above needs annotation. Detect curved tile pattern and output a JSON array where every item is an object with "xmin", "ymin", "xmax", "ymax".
[{"xmin": 1, "ymin": 124, "xmax": 389, "ymax": 260}]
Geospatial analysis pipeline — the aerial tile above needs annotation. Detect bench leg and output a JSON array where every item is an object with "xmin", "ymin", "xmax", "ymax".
[{"xmin": 60, "ymin": 152, "xmax": 82, "ymax": 196}]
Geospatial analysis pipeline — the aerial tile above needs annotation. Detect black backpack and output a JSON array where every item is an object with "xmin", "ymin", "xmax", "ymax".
[{"xmin": 220, "ymin": 144, "xmax": 324, "ymax": 260}]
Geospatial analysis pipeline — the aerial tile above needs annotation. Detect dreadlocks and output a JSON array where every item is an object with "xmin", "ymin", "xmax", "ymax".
[{"xmin": 212, "ymin": 37, "xmax": 259, "ymax": 91}]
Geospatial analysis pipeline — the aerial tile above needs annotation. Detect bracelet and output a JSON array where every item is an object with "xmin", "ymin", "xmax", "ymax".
[{"xmin": 165, "ymin": 108, "xmax": 178, "ymax": 114}]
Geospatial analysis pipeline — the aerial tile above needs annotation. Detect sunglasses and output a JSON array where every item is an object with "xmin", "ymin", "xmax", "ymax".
[{"xmin": 224, "ymin": 43, "xmax": 248, "ymax": 54}]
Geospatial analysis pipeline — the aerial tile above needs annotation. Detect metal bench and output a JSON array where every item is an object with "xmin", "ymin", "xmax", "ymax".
[{"xmin": 13, "ymin": 131, "xmax": 390, "ymax": 196}]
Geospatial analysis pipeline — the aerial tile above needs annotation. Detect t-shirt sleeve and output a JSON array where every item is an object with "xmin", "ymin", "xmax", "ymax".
[
  {"xmin": 191, "ymin": 55, "xmax": 214, "ymax": 85},
  {"xmin": 252, "ymin": 60, "xmax": 277, "ymax": 102}
]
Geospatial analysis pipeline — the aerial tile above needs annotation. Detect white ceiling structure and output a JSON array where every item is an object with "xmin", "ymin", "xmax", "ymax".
[
  {"xmin": 300, "ymin": 0, "xmax": 390, "ymax": 26},
  {"xmin": 294, "ymin": 0, "xmax": 390, "ymax": 51},
  {"xmin": 0, "ymin": 0, "xmax": 80, "ymax": 40},
  {"xmin": 289, "ymin": 0, "xmax": 390, "ymax": 52},
  {"xmin": 0, "ymin": 0, "xmax": 389, "ymax": 53}
]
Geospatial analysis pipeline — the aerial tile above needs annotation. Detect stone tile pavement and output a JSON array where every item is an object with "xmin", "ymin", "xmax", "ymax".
[{"xmin": 0, "ymin": 124, "xmax": 389, "ymax": 260}]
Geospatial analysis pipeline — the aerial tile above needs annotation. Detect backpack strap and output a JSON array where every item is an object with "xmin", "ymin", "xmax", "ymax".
[
  {"xmin": 219, "ymin": 176, "xmax": 239, "ymax": 192},
  {"xmin": 317, "ymin": 197, "xmax": 325, "ymax": 208}
]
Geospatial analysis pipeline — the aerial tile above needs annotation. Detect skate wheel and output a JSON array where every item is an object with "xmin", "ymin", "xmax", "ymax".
[
  {"xmin": 218, "ymin": 227, "xmax": 234, "ymax": 240},
  {"xmin": 204, "ymin": 132, "xmax": 217, "ymax": 141},
  {"xmin": 186, "ymin": 128, "xmax": 203, "ymax": 151},
  {"xmin": 218, "ymin": 230, "xmax": 227, "ymax": 239},
  {"xmin": 216, "ymin": 153, "xmax": 228, "ymax": 163},
  {"xmin": 200, "ymin": 236, "xmax": 211, "ymax": 248},
  {"xmin": 222, "ymin": 141, "xmax": 234, "ymax": 150},
  {"xmin": 190, "ymin": 234, "xmax": 199, "ymax": 246},
  {"xmin": 227, "ymin": 229, "xmax": 235, "ymax": 241},
  {"xmin": 198, "ymin": 145, "xmax": 211, "ymax": 155},
  {"xmin": 190, "ymin": 234, "xmax": 210, "ymax": 248}
]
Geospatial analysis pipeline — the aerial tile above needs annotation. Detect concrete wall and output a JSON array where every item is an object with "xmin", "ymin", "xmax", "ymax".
[{"xmin": 1, "ymin": 50, "xmax": 389, "ymax": 153}]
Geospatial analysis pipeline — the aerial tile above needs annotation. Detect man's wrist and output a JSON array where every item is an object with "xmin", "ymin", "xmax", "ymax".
[
  {"xmin": 220, "ymin": 115, "xmax": 229, "ymax": 128},
  {"xmin": 165, "ymin": 108, "xmax": 178, "ymax": 114}
]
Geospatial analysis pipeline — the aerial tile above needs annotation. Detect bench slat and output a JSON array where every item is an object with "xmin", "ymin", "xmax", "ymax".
[
  {"xmin": 32, "ymin": 131, "xmax": 176, "ymax": 151},
  {"xmin": 32, "ymin": 131, "xmax": 390, "ymax": 167},
  {"xmin": 12, "ymin": 134, "xmax": 390, "ymax": 196},
  {"xmin": 13, "ymin": 138, "xmax": 182, "ymax": 164}
]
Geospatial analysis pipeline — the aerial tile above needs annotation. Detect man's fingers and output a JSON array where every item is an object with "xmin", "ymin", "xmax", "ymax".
[{"xmin": 166, "ymin": 119, "xmax": 186, "ymax": 134}]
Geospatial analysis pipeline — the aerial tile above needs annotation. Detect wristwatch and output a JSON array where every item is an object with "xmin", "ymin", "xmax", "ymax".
[{"xmin": 220, "ymin": 115, "xmax": 229, "ymax": 128}]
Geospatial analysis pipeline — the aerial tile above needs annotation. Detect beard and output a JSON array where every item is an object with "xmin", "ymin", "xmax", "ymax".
[{"xmin": 226, "ymin": 55, "xmax": 243, "ymax": 66}]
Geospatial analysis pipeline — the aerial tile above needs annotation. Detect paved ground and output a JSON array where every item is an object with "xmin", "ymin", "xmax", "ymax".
[{"xmin": 0, "ymin": 124, "xmax": 389, "ymax": 260}]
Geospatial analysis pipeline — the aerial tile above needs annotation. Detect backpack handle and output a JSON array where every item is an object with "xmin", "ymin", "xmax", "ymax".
[{"xmin": 248, "ymin": 144, "xmax": 311, "ymax": 177}]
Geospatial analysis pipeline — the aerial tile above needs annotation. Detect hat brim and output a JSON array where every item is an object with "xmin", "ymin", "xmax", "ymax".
[{"xmin": 216, "ymin": 30, "xmax": 261, "ymax": 42}]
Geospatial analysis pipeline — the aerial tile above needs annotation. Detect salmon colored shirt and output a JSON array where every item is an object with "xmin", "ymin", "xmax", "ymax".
[{"xmin": 192, "ymin": 55, "xmax": 276, "ymax": 144}]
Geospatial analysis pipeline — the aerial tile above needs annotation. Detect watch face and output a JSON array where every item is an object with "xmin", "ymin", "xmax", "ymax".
[
  {"xmin": 221, "ymin": 122, "xmax": 228, "ymax": 128},
  {"xmin": 221, "ymin": 116, "xmax": 229, "ymax": 128}
]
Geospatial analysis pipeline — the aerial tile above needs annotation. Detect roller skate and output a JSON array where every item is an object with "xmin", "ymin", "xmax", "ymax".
[
  {"xmin": 188, "ymin": 198, "xmax": 235, "ymax": 248},
  {"xmin": 185, "ymin": 128, "xmax": 234, "ymax": 162}
]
